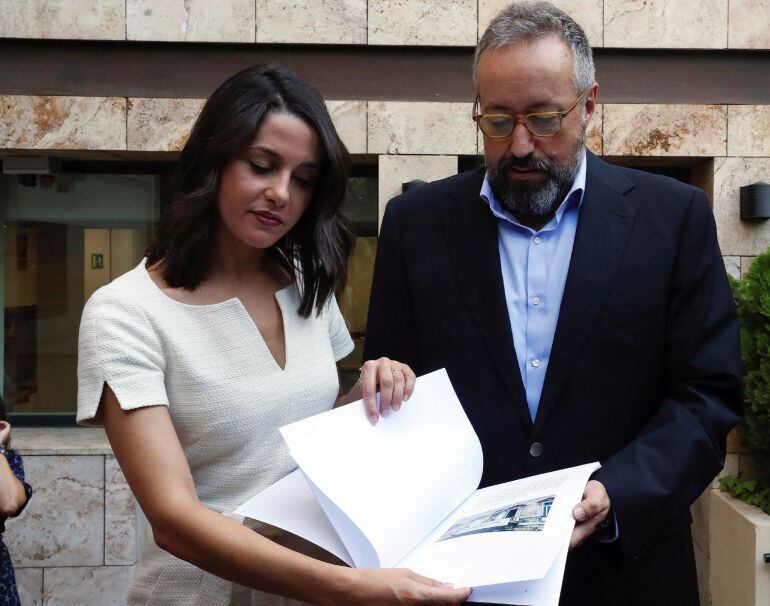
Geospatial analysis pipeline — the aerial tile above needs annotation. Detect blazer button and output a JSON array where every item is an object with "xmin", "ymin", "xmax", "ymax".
[{"xmin": 529, "ymin": 442, "xmax": 543, "ymax": 458}]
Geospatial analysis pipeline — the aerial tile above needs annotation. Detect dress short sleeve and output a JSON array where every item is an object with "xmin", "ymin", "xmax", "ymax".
[
  {"xmin": 77, "ymin": 289, "xmax": 169, "ymax": 426},
  {"xmin": 327, "ymin": 296, "xmax": 354, "ymax": 362}
]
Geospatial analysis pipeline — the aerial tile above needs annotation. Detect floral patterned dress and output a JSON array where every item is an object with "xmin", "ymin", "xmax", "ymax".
[{"xmin": 0, "ymin": 450, "xmax": 32, "ymax": 606}]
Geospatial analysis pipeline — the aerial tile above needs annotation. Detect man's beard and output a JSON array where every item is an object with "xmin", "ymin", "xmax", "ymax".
[{"xmin": 487, "ymin": 126, "xmax": 586, "ymax": 223}]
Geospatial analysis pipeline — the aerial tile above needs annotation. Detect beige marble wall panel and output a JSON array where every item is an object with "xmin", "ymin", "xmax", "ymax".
[
  {"xmin": 15, "ymin": 568, "xmax": 43, "ymax": 606},
  {"xmin": 5, "ymin": 455, "xmax": 104, "ymax": 567},
  {"xmin": 714, "ymin": 158, "xmax": 770, "ymax": 256},
  {"xmin": 690, "ymin": 158, "xmax": 716, "ymax": 205},
  {"xmin": 327, "ymin": 101, "xmax": 367, "ymax": 154},
  {"xmin": 710, "ymin": 490, "xmax": 770, "ymax": 606},
  {"xmin": 127, "ymin": 0, "xmax": 255, "ymax": 42},
  {"xmin": 586, "ymin": 103, "xmax": 602, "ymax": 155},
  {"xmin": 478, "ymin": 0, "xmax": 603, "ymax": 46},
  {"xmin": 105, "ymin": 456, "xmax": 137, "ymax": 566},
  {"xmin": 378, "ymin": 155, "xmax": 457, "ymax": 223},
  {"xmin": 369, "ymin": 0, "xmax": 476, "ymax": 46},
  {"xmin": 369, "ymin": 102, "xmax": 476, "ymax": 155},
  {"xmin": 604, "ymin": 0, "xmax": 727, "ymax": 48},
  {"xmin": 603, "ymin": 104, "xmax": 727, "ymax": 157},
  {"xmin": 0, "ymin": 0, "xmax": 124, "ymax": 39},
  {"xmin": 729, "ymin": 0, "xmax": 770, "ymax": 49},
  {"xmin": 127, "ymin": 99, "xmax": 366, "ymax": 153},
  {"xmin": 728, "ymin": 106, "xmax": 770, "ymax": 157},
  {"xmin": 741, "ymin": 256, "xmax": 758, "ymax": 278},
  {"xmin": 15, "ymin": 427, "xmax": 113, "ymax": 455},
  {"xmin": 0, "ymin": 96, "xmax": 126, "ymax": 151},
  {"xmin": 257, "ymin": 0, "xmax": 366, "ymax": 44},
  {"xmin": 43, "ymin": 566, "xmax": 134, "ymax": 605},
  {"xmin": 127, "ymin": 98, "xmax": 204, "ymax": 152},
  {"xmin": 723, "ymin": 256, "xmax": 741, "ymax": 280}
]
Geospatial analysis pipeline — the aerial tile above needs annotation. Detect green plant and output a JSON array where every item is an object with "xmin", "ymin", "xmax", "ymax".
[
  {"xmin": 734, "ymin": 253, "xmax": 770, "ymax": 481},
  {"xmin": 720, "ymin": 252, "xmax": 770, "ymax": 514},
  {"xmin": 719, "ymin": 475, "xmax": 770, "ymax": 515}
]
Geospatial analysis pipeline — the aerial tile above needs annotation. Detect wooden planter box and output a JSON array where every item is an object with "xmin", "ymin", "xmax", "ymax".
[{"xmin": 710, "ymin": 490, "xmax": 770, "ymax": 606}]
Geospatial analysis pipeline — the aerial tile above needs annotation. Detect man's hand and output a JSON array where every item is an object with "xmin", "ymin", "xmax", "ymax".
[{"xmin": 570, "ymin": 479, "xmax": 611, "ymax": 549}]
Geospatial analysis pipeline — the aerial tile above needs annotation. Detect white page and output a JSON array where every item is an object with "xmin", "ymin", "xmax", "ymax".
[
  {"xmin": 238, "ymin": 368, "xmax": 598, "ymax": 603},
  {"xmin": 280, "ymin": 369, "xmax": 483, "ymax": 568},
  {"xmin": 235, "ymin": 464, "xmax": 570, "ymax": 606},
  {"xmin": 468, "ymin": 535, "xmax": 570, "ymax": 606},
  {"xmin": 236, "ymin": 464, "xmax": 588, "ymax": 604},
  {"xmin": 302, "ymin": 472, "xmax": 379, "ymax": 568},
  {"xmin": 399, "ymin": 463, "xmax": 599, "ymax": 588},
  {"xmin": 234, "ymin": 469, "xmax": 354, "ymax": 566}
]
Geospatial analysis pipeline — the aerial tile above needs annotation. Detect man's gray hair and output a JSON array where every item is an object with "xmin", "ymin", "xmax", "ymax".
[{"xmin": 474, "ymin": 1, "xmax": 595, "ymax": 93}]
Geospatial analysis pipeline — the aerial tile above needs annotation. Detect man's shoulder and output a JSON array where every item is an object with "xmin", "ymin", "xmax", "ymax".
[
  {"xmin": 588, "ymin": 153, "xmax": 703, "ymax": 201},
  {"xmin": 386, "ymin": 167, "xmax": 486, "ymax": 218}
]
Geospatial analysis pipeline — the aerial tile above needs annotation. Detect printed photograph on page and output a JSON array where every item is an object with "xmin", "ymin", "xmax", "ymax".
[{"xmin": 438, "ymin": 494, "xmax": 556, "ymax": 541}]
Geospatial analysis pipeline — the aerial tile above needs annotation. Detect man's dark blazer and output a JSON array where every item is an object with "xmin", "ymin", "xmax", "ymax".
[{"xmin": 363, "ymin": 151, "xmax": 741, "ymax": 605}]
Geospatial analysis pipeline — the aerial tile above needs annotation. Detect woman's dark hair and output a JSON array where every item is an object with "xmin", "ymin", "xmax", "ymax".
[{"xmin": 146, "ymin": 65, "xmax": 354, "ymax": 317}]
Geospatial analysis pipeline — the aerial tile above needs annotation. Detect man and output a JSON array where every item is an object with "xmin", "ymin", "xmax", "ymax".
[{"xmin": 364, "ymin": 2, "xmax": 741, "ymax": 604}]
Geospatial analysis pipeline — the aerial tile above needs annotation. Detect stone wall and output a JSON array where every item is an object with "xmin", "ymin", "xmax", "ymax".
[
  {"xmin": 2, "ymin": 1, "xmax": 769, "ymax": 604},
  {"xmin": 1, "ymin": 0, "xmax": 768, "ymax": 48},
  {"xmin": 4, "ymin": 429, "xmax": 137, "ymax": 605}
]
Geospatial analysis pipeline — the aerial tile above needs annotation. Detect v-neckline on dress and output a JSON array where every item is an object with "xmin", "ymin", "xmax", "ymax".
[
  {"xmin": 138, "ymin": 259, "xmax": 294, "ymax": 373},
  {"xmin": 234, "ymin": 288, "xmax": 291, "ymax": 372}
]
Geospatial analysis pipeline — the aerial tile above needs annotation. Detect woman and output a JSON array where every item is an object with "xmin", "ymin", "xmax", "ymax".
[
  {"xmin": 77, "ymin": 65, "xmax": 470, "ymax": 605},
  {"xmin": 0, "ymin": 418, "xmax": 32, "ymax": 606}
]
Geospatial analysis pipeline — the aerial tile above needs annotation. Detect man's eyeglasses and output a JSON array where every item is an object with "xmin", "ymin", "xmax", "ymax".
[{"xmin": 472, "ymin": 87, "xmax": 590, "ymax": 138}]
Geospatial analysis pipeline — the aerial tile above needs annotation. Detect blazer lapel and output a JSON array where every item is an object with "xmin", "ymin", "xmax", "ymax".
[
  {"xmin": 534, "ymin": 155, "xmax": 637, "ymax": 430},
  {"xmin": 441, "ymin": 169, "xmax": 532, "ymax": 429}
]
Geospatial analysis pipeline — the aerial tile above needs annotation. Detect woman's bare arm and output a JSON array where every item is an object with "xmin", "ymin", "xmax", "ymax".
[{"xmin": 102, "ymin": 386, "xmax": 469, "ymax": 606}]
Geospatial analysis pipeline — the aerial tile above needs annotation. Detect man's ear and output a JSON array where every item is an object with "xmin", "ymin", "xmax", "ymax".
[{"xmin": 584, "ymin": 82, "xmax": 599, "ymax": 124}]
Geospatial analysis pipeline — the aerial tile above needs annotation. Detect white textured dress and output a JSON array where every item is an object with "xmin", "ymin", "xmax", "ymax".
[{"xmin": 77, "ymin": 260, "xmax": 353, "ymax": 606}]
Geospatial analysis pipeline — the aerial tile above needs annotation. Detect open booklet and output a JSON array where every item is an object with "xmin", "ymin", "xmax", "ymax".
[{"xmin": 237, "ymin": 369, "xmax": 599, "ymax": 605}]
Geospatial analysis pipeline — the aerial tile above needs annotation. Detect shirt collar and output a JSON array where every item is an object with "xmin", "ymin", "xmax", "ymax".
[{"xmin": 480, "ymin": 150, "xmax": 587, "ymax": 232}]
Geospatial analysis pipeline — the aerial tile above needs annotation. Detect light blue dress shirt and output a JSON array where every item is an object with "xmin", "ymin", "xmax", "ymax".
[
  {"xmin": 482, "ymin": 155, "xmax": 618, "ymax": 542},
  {"xmin": 480, "ymin": 153, "xmax": 587, "ymax": 422}
]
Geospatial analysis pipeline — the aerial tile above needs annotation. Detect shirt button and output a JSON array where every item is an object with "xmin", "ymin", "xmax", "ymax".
[
  {"xmin": 531, "ymin": 296, "xmax": 541, "ymax": 306},
  {"xmin": 533, "ymin": 236, "xmax": 542, "ymax": 245},
  {"xmin": 529, "ymin": 442, "xmax": 543, "ymax": 458},
  {"xmin": 532, "ymin": 359, "xmax": 541, "ymax": 368}
]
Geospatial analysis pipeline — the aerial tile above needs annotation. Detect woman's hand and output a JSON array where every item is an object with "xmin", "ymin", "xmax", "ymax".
[
  {"xmin": 331, "ymin": 567, "xmax": 471, "ymax": 606},
  {"xmin": 0, "ymin": 420, "xmax": 11, "ymax": 446},
  {"xmin": 358, "ymin": 358, "xmax": 416, "ymax": 424}
]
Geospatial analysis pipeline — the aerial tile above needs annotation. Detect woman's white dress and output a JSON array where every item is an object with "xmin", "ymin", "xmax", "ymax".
[{"xmin": 77, "ymin": 260, "xmax": 353, "ymax": 605}]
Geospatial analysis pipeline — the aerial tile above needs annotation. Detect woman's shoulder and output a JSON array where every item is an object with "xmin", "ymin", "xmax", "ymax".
[
  {"xmin": 79, "ymin": 262, "xmax": 168, "ymax": 358},
  {"xmin": 83, "ymin": 261, "xmax": 157, "ymax": 322}
]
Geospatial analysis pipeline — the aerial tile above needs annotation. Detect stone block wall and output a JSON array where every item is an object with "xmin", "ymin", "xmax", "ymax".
[
  {"xmin": 2, "ymin": 1, "xmax": 769, "ymax": 604},
  {"xmin": 1, "ymin": 0, "xmax": 768, "ymax": 48},
  {"xmin": 4, "ymin": 429, "xmax": 137, "ymax": 604}
]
